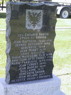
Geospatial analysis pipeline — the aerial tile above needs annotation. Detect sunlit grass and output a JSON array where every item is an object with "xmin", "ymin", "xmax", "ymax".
[
  {"xmin": 0, "ymin": 13, "xmax": 6, "ymax": 29},
  {"xmin": 0, "ymin": 32, "xmax": 6, "ymax": 77},
  {"xmin": 56, "ymin": 18, "xmax": 71, "ymax": 27},
  {"xmin": 53, "ymin": 29, "xmax": 71, "ymax": 74}
]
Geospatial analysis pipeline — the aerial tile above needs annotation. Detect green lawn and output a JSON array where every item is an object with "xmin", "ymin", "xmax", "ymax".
[
  {"xmin": 56, "ymin": 18, "xmax": 71, "ymax": 27},
  {"xmin": 0, "ymin": 13, "xmax": 6, "ymax": 29},
  {"xmin": 54, "ymin": 29, "xmax": 71, "ymax": 72},
  {"xmin": 0, "ymin": 32, "xmax": 6, "ymax": 77},
  {"xmin": 0, "ymin": 13, "xmax": 71, "ymax": 95}
]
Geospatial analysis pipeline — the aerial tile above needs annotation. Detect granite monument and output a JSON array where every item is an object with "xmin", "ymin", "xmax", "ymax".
[{"xmin": 6, "ymin": 2, "xmax": 57, "ymax": 83}]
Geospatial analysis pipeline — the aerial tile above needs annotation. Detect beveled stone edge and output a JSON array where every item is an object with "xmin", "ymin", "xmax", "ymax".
[{"xmin": 6, "ymin": 2, "xmax": 11, "ymax": 84}]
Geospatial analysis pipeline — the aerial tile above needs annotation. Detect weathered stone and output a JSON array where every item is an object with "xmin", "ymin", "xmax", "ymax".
[{"xmin": 6, "ymin": 2, "xmax": 58, "ymax": 84}]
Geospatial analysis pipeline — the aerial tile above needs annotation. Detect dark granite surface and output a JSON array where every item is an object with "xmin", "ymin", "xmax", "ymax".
[{"xmin": 6, "ymin": 2, "xmax": 57, "ymax": 83}]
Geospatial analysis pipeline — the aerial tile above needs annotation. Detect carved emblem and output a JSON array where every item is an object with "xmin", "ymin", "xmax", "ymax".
[{"xmin": 26, "ymin": 10, "xmax": 43, "ymax": 30}]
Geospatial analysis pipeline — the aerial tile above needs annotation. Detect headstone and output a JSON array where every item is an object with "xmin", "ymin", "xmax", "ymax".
[{"xmin": 6, "ymin": 2, "xmax": 58, "ymax": 84}]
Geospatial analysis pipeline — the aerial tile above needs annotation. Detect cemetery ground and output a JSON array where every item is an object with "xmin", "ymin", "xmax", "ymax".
[{"xmin": 0, "ymin": 12, "xmax": 71, "ymax": 95}]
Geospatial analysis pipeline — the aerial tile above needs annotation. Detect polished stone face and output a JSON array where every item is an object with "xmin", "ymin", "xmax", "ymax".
[{"xmin": 6, "ymin": 2, "xmax": 57, "ymax": 83}]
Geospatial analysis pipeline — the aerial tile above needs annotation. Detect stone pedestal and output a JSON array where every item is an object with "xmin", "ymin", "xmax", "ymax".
[{"xmin": 0, "ymin": 76, "xmax": 65, "ymax": 95}]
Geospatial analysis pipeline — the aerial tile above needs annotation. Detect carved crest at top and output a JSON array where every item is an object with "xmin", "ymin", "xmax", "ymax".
[{"xmin": 26, "ymin": 10, "xmax": 43, "ymax": 30}]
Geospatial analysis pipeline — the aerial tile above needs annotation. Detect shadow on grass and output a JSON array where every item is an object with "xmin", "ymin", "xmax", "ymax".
[
  {"xmin": 0, "ymin": 13, "xmax": 6, "ymax": 18},
  {"xmin": 57, "ymin": 15, "xmax": 71, "ymax": 19}
]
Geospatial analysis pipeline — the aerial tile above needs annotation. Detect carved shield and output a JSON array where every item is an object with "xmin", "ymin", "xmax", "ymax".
[{"xmin": 26, "ymin": 10, "xmax": 43, "ymax": 30}]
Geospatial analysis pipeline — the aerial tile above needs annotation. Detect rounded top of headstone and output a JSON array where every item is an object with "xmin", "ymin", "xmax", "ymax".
[{"xmin": 8, "ymin": 1, "xmax": 59, "ymax": 7}]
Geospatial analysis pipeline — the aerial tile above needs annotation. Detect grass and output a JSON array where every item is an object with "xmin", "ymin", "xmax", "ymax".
[
  {"xmin": 0, "ymin": 13, "xmax": 6, "ymax": 29},
  {"xmin": 53, "ymin": 28, "xmax": 71, "ymax": 79},
  {"xmin": 59, "ymin": 74, "xmax": 71, "ymax": 95},
  {"xmin": 0, "ymin": 12, "xmax": 71, "ymax": 95},
  {"xmin": 0, "ymin": 32, "xmax": 6, "ymax": 77},
  {"xmin": 56, "ymin": 18, "xmax": 71, "ymax": 27}
]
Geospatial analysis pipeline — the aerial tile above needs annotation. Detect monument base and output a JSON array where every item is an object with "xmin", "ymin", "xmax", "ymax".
[{"xmin": 0, "ymin": 75, "xmax": 65, "ymax": 95}]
